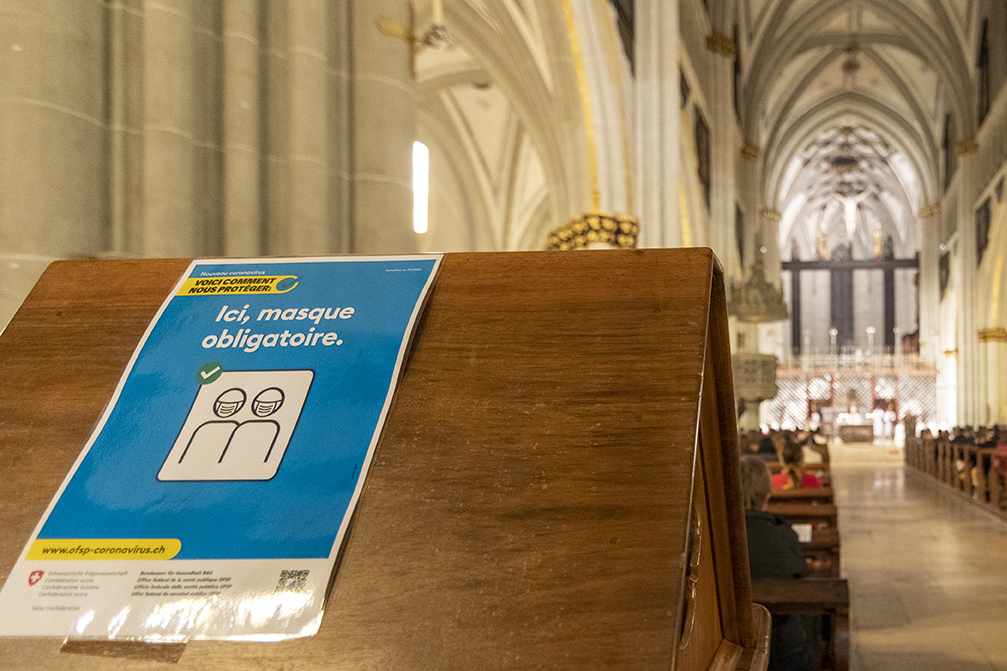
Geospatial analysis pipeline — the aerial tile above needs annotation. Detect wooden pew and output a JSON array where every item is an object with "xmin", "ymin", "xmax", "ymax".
[
  {"xmin": 908, "ymin": 436, "xmax": 1007, "ymax": 518},
  {"xmin": 766, "ymin": 462, "xmax": 832, "ymax": 487},
  {"xmin": 765, "ymin": 502, "xmax": 838, "ymax": 529},
  {"xmin": 988, "ymin": 451, "xmax": 1005, "ymax": 512},
  {"xmin": 913, "ymin": 436, "xmax": 934, "ymax": 476},
  {"xmin": 766, "ymin": 461, "xmax": 830, "ymax": 476},
  {"xmin": 938, "ymin": 439, "xmax": 954, "ymax": 485},
  {"xmin": 802, "ymin": 528, "xmax": 841, "ymax": 578},
  {"xmin": 762, "ymin": 495, "xmax": 840, "ymax": 576},
  {"xmin": 752, "ymin": 578, "xmax": 850, "ymax": 671},
  {"xmin": 951, "ymin": 442, "xmax": 972, "ymax": 494},
  {"xmin": 769, "ymin": 486, "xmax": 834, "ymax": 505}
]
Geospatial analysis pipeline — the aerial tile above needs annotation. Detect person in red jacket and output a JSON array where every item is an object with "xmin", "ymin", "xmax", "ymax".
[{"xmin": 772, "ymin": 439, "xmax": 823, "ymax": 490}]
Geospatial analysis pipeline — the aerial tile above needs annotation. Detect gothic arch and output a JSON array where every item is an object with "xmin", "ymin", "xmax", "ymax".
[{"xmin": 763, "ymin": 94, "xmax": 939, "ymax": 209}]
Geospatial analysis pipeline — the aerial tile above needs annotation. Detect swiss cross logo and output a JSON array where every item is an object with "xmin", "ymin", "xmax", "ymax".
[{"xmin": 28, "ymin": 570, "xmax": 43, "ymax": 586}]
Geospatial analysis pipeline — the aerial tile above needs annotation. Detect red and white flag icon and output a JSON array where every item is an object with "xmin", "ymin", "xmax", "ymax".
[{"xmin": 28, "ymin": 570, "xmax": 43, "ymax": 586}]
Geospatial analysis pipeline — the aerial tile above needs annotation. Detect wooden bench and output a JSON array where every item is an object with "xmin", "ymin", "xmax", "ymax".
[
  {"xmin": 766, "ymin": 462, "xmax": 831, "ymax": 486},
  {"xmin": 769, "ymin": 486, "xmax": 834, "ymax": 505},
  {"xmin": 762, "ymin": 497, "xmax": 840, "ymax": 576},
  {"xmin": 752, "ymin": 578, "xmax": 850, "ymax": 671},
  {"xmin": 765, "ymin": 502, "xmax": 838, "ymax": 529},
  {"xmin": 802, "ymin": 528, "xmax": 841, "ymax": 578},
  {"xmin": 908, "ymin": 436, "xmax": 1007, "ymax": 519}
]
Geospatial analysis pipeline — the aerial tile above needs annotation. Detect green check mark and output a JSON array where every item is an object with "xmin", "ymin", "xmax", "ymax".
[{"xmin": 197, "ymin": 361, "xmax": 223, "ymax": 385}]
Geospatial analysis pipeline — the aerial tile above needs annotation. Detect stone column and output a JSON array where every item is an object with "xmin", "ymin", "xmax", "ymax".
[
  {"xmin": 222, "ymin": 0, "xmax": 262, "ymax": 256},
  {"xmin": 328, "ymin": 1, "xmax": 354, "ymax": 253},
  {"xmin": 285, "ymin": 0, "xmax": 330, "ymax": 254},
  {"xmin": 734, "ymin": 148, "xmax": 763, "ymax": 354},
  {"xmin": 979, "ymin": 330, "xmax": 1007, "ymax": 423},
  {"xmin": 0, "ymin": 1, "xmax": 105, "ymax": 323},
  {"xmin": 143, "ymin": 0, "xmax": 197, "ymax": 256},
  {"xmin": 956, "ymin": 139, "xmax": 980, "ymax": 424},
  {"xmin": 351, "ymin": 0, "xmax": 417, "ymax": 253},
  {"xmin": 107, "ymin": 0, "xmax": 146, "ymax": 256},
  {"xmin": 706, "ymin": 30, "xmax": 737, "ymax": 270},
  {"xmin": 997, "ymin": 338, "xmax": 1007, "ymax": 423},
  {"xmin": 634, "ymin": 0, "xmax": 680, "ymax": 248},
  {"xmin": 918, "ymin": 203, "xmax": 941, "ymax": 364}
]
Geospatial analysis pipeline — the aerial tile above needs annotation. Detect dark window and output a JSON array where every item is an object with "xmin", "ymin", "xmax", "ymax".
[
  {"xmin": 609, "ymin": 0, "xmax": 634, "ymax": 73},
  {"xmin": 939, "ymin": 251, "xmax": 950, "ymax": 301},
  {"xmin": 977, "ymin": 198, "xmax": 992, "ymax": 266},
  {"xmin": 695, "ymin": 110, "xmax": 711, "ymax": 210},
  {"xmin": 979, "ymin": 19, "xmax": 990, "ymax": 126},
  {"xmin": 736, "ymin": 205, "xmax": 745, "ymax": 267},
  {"xmin": 943, "ymin": 114, "xmax": 956, "ymax": 192}
]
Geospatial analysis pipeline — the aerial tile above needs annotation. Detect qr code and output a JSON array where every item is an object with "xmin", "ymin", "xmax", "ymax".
[{"xmin": 276, "ymin": 570, "xmax": 309, "ymax": 592}]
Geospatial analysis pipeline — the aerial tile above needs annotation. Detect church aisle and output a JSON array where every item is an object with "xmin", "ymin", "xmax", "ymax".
[{"xmin": 830, "ymin": 443, "xmax": 1007, "ymax": 670}]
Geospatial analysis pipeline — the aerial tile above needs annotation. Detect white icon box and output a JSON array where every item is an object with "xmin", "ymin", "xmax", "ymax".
[{"xmin": 158, "ymin": 369, "xmax": 314, "ymax": 481}]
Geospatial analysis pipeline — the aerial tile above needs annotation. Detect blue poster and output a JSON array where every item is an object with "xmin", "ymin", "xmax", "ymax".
[{"xmin": 0, "ymin": 255, "xmax": 441, "ymax": 640}]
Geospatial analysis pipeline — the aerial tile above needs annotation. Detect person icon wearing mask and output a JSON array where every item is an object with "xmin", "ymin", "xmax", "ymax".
[
  {"xmin": 220, "ymin": 388, "xmax": 284, "ymax": 465},
  {"xmin": 160, "ymin": 369, "xmax": 313, "ymax": 481},
  {"xmin": 177, "ymin": 388, "xmax": 246, "ymax": 467}
]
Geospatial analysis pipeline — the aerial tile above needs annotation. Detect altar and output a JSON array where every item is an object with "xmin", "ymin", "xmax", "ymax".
[{"xmin": 837, "ymin": 423, "xmax": 875, "ymax": 443}]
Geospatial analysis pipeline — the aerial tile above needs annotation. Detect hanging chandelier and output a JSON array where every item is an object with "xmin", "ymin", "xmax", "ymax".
[{"xmin": 728, "ymin": 245, "xmax": 789, "ymax": 323}]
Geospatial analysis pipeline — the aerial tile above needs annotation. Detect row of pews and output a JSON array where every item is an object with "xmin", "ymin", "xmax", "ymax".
[
  {"xmin": 755, "ymin": 458, "xmax": 850, "ymax": 671},
  {"xmin": 906, "ymin": 434, "xmax": 1007, "ymax": 515}
]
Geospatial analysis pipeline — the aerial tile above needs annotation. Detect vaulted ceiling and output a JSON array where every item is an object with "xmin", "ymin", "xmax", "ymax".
[
  {"xmin": 414, "ymin": 0, "xmax": 582, "ymax": 252},
  {"xmin": 411, "ymin": 0, "xmax": 990, "ymax": 258},
  {"xmin": 739, "ymin": 0, "xmax": 982, "ymax": 259}
]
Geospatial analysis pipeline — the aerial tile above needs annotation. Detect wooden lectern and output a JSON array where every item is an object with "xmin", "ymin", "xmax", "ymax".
[{"xmin": 0, "ymin": 249, "xmax": 769, "ymax": 670}]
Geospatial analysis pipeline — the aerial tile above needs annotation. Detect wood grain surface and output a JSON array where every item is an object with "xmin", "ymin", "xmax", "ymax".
[
  {"xmin": 768, "ymin": 487, "xmax": 835, "ymax": 504},
  {"xmin": 0, "ymin": 249, "xmax": 752, "ymax": 670},
  {"xmin": 764, "ymin": 503, "xmax": 839, "ymax": 527}
]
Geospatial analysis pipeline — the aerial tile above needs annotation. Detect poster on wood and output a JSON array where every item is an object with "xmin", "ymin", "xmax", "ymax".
[{"xmin": 0, "ymin": 255, "xmax": 441, "ymax": 640}]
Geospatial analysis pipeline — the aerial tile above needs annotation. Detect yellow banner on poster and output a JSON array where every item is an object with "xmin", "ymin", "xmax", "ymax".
[
  {"xmin": 177, "ymin": 275, "xmax": 298, "ymax": 296},
  {"xmin": 27, "ymin": 539, "xmax": 181, "ymax": 561}
]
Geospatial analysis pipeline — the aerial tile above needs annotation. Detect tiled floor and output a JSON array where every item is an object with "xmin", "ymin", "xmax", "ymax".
[{"xmin": 829, "ymin": 441, "xmax": 1007, "ymax": 670}]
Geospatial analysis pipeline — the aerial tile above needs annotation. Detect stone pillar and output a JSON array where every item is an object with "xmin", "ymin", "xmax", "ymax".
[
  {"xmin": 634, "ymin": 0, "xmax": 680, "ymax": 248},
  {"xmin": 284, "ymin": 0, "xmax": 330, "ymax": 254},
  {"xmin": 956, "ymin": 139, "xmax": 980, "ymax": 425},
  {"xmin": 352, "ymin": 0, "xmax": 417, "ymax": 253},
  {"xmin": 734, "ymin": 148, "xmax": 763, "ymax": 355},
  {"xmin": 107, "ymin": 0, "xmax": 146, "ymax": 256},
  {"xmin": 998, "ymin": 338, "xmax": 1007, "ymax": 423},
  {"xmin": 979, "ymin": 329, "xmax": 1007, "ymax": 423},
  {"xmin": 0, "ymin": 1, "xmax": 106, "ymax": 323},
  {"xmin": 143, "ymin": 0, "xmax": 197, "ymax": 256},
  {"xmin": 706, "ymin": 30, "xmax": 737, "ymax": 269},
  {"xmin": 918, "ymin": 203, "xmax": 941, "ymax": 363},
  {"xmin": 223, "ymin": 0, "xmax": 262, "ymax": 256},
  {"xmin": 328, "ymin": 1, "xmax": 354, "ymax": 253}
]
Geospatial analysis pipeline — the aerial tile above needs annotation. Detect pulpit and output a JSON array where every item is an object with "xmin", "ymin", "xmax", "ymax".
[{"xmin": 0, "ymin": 249, "xmax": 769, "ymax": 669}]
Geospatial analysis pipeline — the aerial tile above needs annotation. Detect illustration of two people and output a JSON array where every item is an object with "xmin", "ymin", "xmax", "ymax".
[{"xmin": 177, "ymin": 387, "xmax": 285, "ymax": 467}]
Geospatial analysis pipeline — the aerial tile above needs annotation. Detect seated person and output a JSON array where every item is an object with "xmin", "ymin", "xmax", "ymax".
[
  {"xmin": 772, "ymin": 440, "xmax": 823, "ymax": 490},
  {"xmin": 980, "ymin": 425, "xmax": 1000, "ymax": 449},
  {"xmin": 740, "ymin": 456, "xmax": 816, "ymax": 671},
  {"xmin": 739, "ymin": 429, "xmax": 761, "ymax": 456},
  {"xmin": 799, "ymin": 429, "xmax": 827, "ymax": 465},
  {"xmin": 754, "ymin": 433, "xmax": 778, "ymax": 461}
]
